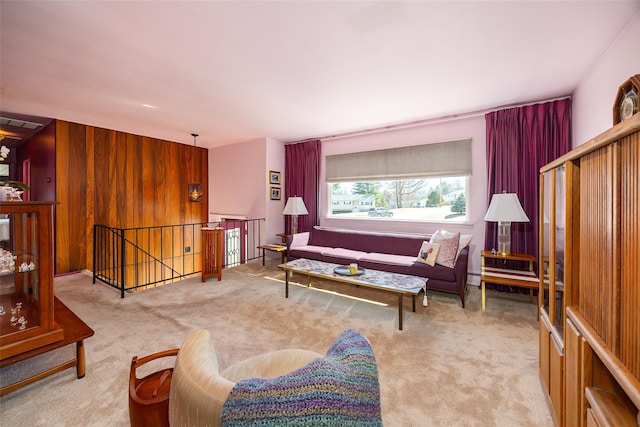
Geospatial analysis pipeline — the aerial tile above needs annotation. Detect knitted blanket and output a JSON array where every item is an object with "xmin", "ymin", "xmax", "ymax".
[{"xmin": 220, "ymin": 328, "xmax": 382, "ymax": 426}]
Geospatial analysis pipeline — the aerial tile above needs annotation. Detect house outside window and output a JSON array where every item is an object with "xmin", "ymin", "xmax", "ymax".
[
  {"xmin": 328, "ymin": 177, "xmax": 468, "ymax": 221},
  {"xmin": 326, "ymin": 139, "xmax": 471, "ymax": 222}
]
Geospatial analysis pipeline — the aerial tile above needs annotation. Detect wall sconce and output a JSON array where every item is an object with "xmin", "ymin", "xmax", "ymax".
[
  {"xmin": 282, "ymin": 196, "xmax": 308, "ymax": 234},
  {"xmin": 484, "ymin": 192, "xmax": 530, "ymax": 255},
  {"xmin": 188, "ymin": 133, "xmax": 203, "ymax": 202}
]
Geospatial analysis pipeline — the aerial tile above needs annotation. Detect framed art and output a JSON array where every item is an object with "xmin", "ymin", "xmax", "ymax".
[
  {"xmin": 269, "ymin": 170, "xmax": 281, "ymax": 185},
  {"xmin": 270, "ymin": 187, "xmax": 281, "ymax": 200}
]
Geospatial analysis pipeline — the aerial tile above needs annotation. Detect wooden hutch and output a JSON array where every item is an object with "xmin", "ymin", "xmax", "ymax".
[
  {"xmin": 539, "ymin": 112, "xmax": 640, "ymax": 425},
  {"xmin": 0, "ymin": 201, "xmax": 93, "ymax": 395}
]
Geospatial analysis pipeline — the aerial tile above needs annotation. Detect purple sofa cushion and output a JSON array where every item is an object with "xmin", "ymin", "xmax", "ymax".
[
  {"xmin": 359, "ymin": 253, "xmax": 415, "ymax": 267},
  {"xmin": 321, "ymin": 248, "xmax": 367, "ymax": 260},
  {"xmin": 309, "ymin": 228, "xmax": 430, "ymax": 257}
]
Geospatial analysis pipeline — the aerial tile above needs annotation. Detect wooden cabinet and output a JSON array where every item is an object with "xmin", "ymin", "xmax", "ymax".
[
  {"xmin": 539, "ymin": 113, "xmax": 640, "ymax": 426},
  {"xmin": 0, "ymin": 202, "xmax": 63, "ymax": 360},
  {"xmin": 201, "ymin": 227, "xmax": 223, "ymax": 282},
  {"xmin": 565, "ymin": 317, "xmax": 589, "ymax": 426},
  {"xmin": 539, "ymin": 159, "xmax": 575, "ymax": 425}
]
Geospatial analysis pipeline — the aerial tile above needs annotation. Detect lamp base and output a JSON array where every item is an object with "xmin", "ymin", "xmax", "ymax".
[
  {"xmin": 291, "ymin": 215, "xmax": 298, "ymax": 234},
  {"xmin": 497, "ymin": 221, "xmax": 511, "ymax": 255}
]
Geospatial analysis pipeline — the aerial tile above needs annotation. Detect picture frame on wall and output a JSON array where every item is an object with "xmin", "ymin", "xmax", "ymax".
[
  {"xmin": 269, "ymin": 170, "xmax": 281, "ymax": 185},
  {"xmin": 270, "ymin": 187, "xmax": 281, "ymax": 200}
]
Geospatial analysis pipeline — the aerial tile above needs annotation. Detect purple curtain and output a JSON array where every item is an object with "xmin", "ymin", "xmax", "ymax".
[
  {"xmin": 485, "ymin": 98, "xmax": 571, "ymax": 270},
  {"xmin": 284, "ymin": 140, "xmax": 321, "ymax": 233}
]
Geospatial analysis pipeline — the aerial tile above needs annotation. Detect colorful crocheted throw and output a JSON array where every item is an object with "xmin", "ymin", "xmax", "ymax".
[{"xmin": 220, "ymin": 328, "xmax": 382, "ymax": 426}]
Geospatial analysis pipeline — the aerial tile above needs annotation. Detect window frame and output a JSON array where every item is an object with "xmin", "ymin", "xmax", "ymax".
[{"xmin": 327, "ymin": 176, "xmax": 470, "ymax": 223}]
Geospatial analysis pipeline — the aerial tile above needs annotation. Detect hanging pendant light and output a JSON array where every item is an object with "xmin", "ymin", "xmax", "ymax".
[{"xmin": 188, "ymin": 133, "xmax": 203, "ymax": 202}]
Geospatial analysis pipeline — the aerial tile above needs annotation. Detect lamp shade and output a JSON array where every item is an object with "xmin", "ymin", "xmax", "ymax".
[
  {"xmin": 282, "ymin": 197, "xmax": 308, "ymax": 215},
  {"xmin": 483, "ymin": 193, "xmax": 530, "ymax": 222}
]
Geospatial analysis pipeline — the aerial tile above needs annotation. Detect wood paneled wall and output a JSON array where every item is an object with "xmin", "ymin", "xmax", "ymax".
[{"xmin": 55, "ymin": 120, "xmax": 208, "ymax": 274}]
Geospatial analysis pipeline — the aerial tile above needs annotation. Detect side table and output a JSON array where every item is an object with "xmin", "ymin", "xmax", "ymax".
[
  {"xmin": 0, "ymin": 297, "xmax": 94, "ymax": 396},
  {"xmin": 257, "ymin": 244, "xmax": 287, "ymax": 266},
  {"xmin": 276, "ymin": 233, "xmax": 291, "ymax": 244},
  {"xmin": 480, "ymin": 250, "xmax": 538, "ymax": 311},
  {"xmin": 202, "ymin": 227, "xmax": 223, "ymax": 282}
]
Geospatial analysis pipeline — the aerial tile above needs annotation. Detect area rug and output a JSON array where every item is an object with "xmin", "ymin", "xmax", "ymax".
[{"xmin": 0, "ymin": 260, "xmax": 552, "ymax": 426}]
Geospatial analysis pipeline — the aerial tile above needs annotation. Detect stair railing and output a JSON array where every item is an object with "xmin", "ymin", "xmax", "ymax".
[{"xmin": 93, "ymin": 219, "xmax": 264, "ymax": 297}]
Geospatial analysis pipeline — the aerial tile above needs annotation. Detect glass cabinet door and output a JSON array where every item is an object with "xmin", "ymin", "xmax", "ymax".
[
  {"xmin": 553, "ymin": 165, "xmax": 566, "ymax": 337},
  {"xmin": 539, "ymin": 165, "xmax": 567, "ymax": 339},
  {"xmin": 540, "ymin": 171, "xmax": 552, "ymax": 317},
  {"xmin": 0, "ymin": 202, "xmax": 60, "ymax": 359},
  {"xmin": 0, "ymin": 210, "xmax": 41, "ymax": 334}
]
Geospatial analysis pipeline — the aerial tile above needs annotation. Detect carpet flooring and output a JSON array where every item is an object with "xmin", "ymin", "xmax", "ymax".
[{"xmin": 0, "ymin": 260, "xmax": 553, "ymax": 426}]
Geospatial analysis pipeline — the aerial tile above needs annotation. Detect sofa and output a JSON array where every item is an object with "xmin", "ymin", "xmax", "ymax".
[
  {"xmin": 287, "ymin": 227, "xmax": 470, "ymax": 307},
  {"xmin": 168, "ymin": 329, "xmax": 382, "ymax": 426}
]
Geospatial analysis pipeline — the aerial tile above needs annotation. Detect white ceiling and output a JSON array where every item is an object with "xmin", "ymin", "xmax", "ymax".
[{"xmin": 1, "ymin": 1, "xmax": 639, "ymax": 149}]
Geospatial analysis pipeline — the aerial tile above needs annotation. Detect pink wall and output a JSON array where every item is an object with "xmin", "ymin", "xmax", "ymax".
[
  {"xmin": 572, "ymin": 12, "xmax": 640, "ymax": 146},
  {"xmin": 265, "ymin": 137, "xmax": 285, "ymax": 243},
  {"xmin": 209, "ymin": 138, "xmax": 266, "ymax": 218},
  {"xmin": 208, "ymin": 137, "xmax": 286, "ymax": 251}
]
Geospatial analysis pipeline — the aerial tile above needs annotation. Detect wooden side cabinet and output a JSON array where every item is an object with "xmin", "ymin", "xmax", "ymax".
[
  {"xmin": 0, "ymin": 202, "xmax": 94, "ymax": 396},
  {"xmin": 540, "ymin": 113, "xmax": 640, "ymax": 427},
  {"xmin": 0, "ymin": 202, "xmax": 64, "ymax": 360},
  {"xmin": 539, "ymin": 164, "xmax": 571, "ymax": 426},
  {"xmin": 201, "ymin": 227, "xmax": 223, "ymax": 282}
]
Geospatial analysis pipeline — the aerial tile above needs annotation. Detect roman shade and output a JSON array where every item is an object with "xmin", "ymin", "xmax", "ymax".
[{"xmin": 325, "ymin": 139, "xmax": 472, "ymax": 182}]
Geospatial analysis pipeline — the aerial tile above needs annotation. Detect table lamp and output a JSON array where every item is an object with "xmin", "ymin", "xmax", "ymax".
[
  {"xmin": 484, "ymin": 192, "xmax": 530, "ymax": 255},
  {"xmin": 283, "ymin": 196, "xmax": 308, "ymax": 234}
]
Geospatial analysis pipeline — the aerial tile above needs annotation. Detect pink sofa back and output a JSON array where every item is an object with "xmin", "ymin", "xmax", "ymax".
[{"xmin": 308, "ymin": 227, "xmax": 431, "ymax": 257}]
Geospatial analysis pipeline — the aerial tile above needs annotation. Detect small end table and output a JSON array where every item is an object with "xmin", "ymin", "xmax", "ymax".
[
  {"xmin": 257, "ymin": 244, "xmax": 287, "ymax": 266},
  {"xmin": 480, "ymin": 250, "xmax": 538, "ymax": 311},
  {"xmin": 276, "ymin": 233, "xmax": 291, "ymax": 244}
]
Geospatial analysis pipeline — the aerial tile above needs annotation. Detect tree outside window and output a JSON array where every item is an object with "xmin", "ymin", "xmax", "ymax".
[{"xmin": 328, "ymin": 176, "xmax": 468, "ymax": 221}]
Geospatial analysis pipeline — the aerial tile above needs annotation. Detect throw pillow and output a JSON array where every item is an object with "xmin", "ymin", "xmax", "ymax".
[
  {"xmin": 440, "ymin": 229, "xmax": 472, "ymax": 261},
  {"xmin": 416, "ymin": 241, "xmax": 440, "ymax": 266},
  {"xmin": 430, "ymin": 231, "xmax": 460, "ymax": 268}
]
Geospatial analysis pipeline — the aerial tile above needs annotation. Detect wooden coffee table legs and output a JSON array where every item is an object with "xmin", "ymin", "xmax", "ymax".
[
  {"xmin": 284, "ymin": 270, "xmax": 416, "ymax": 331},
  {"xmin": 397, "ymin": 295, "xmax": 417, "ymax": 331},
  {"xmin": 77, "ymin": 340, "xmax": 86, "ymax": 378},
  {"xmin": 285, "ymin": 270, "xmax": 289, "ymax": 298}
]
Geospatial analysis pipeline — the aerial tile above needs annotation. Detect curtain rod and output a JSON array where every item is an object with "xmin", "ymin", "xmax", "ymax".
[{"xmin": 288, "ymin": 95, "xmax": 571, "ymax": 144}]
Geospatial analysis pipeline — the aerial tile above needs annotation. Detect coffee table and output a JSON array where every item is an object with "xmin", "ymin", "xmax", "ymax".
[{"xmin": 279, "ymin": 258, "xmax": 426, "ymax": 330}]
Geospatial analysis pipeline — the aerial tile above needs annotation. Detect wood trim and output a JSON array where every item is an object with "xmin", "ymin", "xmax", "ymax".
[
  {"xmin": 541, "ymin": 113, "xmax": 640, "ymax": 172},
  {"xmin": 565, "ymin": 161, "xmax": 580, "ymax": 308},
  {"xmin": 567, "ymin": 307, "xmax": 640, "ymax": 410}
]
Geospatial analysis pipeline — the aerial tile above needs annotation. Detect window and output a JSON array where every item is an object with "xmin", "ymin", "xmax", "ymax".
[
  {"xmin": 326, "ymin": 139, "xmax": 471, "ymax": 222},
  {"xmin": 329, "ymin": 177, "xmax": 468, "ymax": 221}
]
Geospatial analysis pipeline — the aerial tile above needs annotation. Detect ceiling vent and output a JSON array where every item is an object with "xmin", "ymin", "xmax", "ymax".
[{"xmin": 0, "ymin": 117, "xmax": 43, "ymax": 129}]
